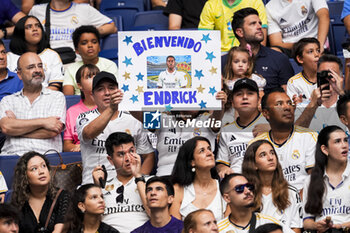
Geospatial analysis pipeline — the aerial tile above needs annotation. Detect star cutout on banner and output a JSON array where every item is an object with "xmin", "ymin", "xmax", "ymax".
[
  {"xmin": 122, "ymin": 56, "xmax": 133, "ymax": 67},
  {"xmin": 123, "ymin": 36, "xmax": 133, "ymax": 45},
  {"xmin": 165, "ymin": 104, "xmax": 173, "ymax": 112},
  {"xmin": 194, "ymin": 70, "xmax": 204, "ymax": 80},
  {"xmin": 136, "ymin": 72, "xmax": 144, "ymax": 81},
  {"xmin": 209, "ymin": 86, "xmax": 217, "ymax": 96},
  {"xmin": 123, "ymin": 72, "xmax": 130, "ymax": 80},
  {"xmin": 121, "ymin": 84, "xmax": 129, "ymax": 92},
  {"xmin": 197, "ymin": 84, "xmax": 205, "ymax": 93},
  {"xmin": 130, "ymin": 95, "xmax": 138, "ymax": 103},
  {"xmin": 205, "ymin": 52, "xmax": 216, "ymax": 63},
  {"xmin": 209, "ymin": 66, "xmax": 217, "ymax": 75},
  {"xmin": 199, "ymin": 100, "xmax": 207, "ymax": 109},
  {"xmin": 136, "ymin": 86, "xmax": 144, "ymax": 94},
  {"xmin": 201, "ymin": 33, "xmax": 211, "ymax": 43}
]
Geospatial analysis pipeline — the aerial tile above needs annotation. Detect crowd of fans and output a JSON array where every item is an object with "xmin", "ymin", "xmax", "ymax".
[{"xmin": 1, "ymin": 0, "xmax": 350, "ymax": 232}]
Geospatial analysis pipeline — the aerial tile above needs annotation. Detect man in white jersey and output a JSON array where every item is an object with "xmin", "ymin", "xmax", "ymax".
[
  {"xmin": 218, "ymin": 173, "xmax": 294, "ymax": 233},
  {"xmin": 77, "ymin": 71, "xmax": 154, "ymax": 184},
  {"xmin": 29, "ymin": 0, "xmax": 116, "ymax": 50},
  {"xmin": 216, "ymin": 78, "xmax": 268, "ymax": 177},
  {"xmin": 93, "ymin": 132, "xmax": 150, "ymax": 233},
  {"xmin": 250, "ymin": 88, "xmax": 317, "ymax": 191},
  {"xmin": 157, "ymin": 56, "xmax": 187, "ymax": 89},
  {"xmin": 295, "ymin": 54, "xmax": 347, "ymax": 134}
]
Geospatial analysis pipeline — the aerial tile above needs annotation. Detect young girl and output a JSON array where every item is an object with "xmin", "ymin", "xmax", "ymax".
[
  {"xmin": 63, "ymin": 64, "xmax": 98, "ymax": 152},
  {"xmin": 224, "ymin": 46, "xmax": 266, "ymax": 96}
]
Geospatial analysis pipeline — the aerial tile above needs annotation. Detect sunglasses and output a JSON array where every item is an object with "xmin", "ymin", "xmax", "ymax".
[
  {"xmin": 233, "ymin": 183, "xmax": 254, "ymax": 194},
  {"xmin": 116, "ymin": 185, "xmax": 124, "ymax": 203}
]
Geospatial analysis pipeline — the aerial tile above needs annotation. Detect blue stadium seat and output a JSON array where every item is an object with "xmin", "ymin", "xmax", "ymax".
[
  {"xmin": 4, "ymin": 189, "xmax": 12, "ymax": 203},
  {"xmin": 100, "ymin": 0, "xmax": 145, "ymax": 31},
  {"xmin": 328, "ymin": 1, "xmax": 346, "ymax": 56},
  {"xmin": 110, "ymin": 15, "xmax": 123, "ymax": 32},
  {"xmin": 0, "ymin": 155, "xmax": 19, "ymax": 189},
  {"xmin": 144, "ymin": 0, "xmax": 152, "ymax": 11},
  {"xmin": 45, "ymin": 151, "xmax": 82, "ymax": 165},
  {"xmin": 289, "ymin": 58, "xmax": 303, "ymax": 75},
  {"xmin": 65, "ymin": 95, "xmax": 81, "ymax": 110},
  {"xmin": 132, "ymin": 10, "xmax": 169, "ymax": 30},
  {"xmin": 3, "ymin": 39, "xmax": 10, "ymax": 52},
  {"xmin": 100, "ymin": 33, "xmax": 118, "ymax": 65}
]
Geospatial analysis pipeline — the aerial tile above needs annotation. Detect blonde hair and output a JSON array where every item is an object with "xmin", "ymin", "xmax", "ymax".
[{"xmin": 224, "ymin": 46, "xmax": 253, "ymax": 81}]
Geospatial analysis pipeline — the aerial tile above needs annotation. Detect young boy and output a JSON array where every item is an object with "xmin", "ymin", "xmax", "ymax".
[
  {"xmin": 286, "ymin": 38, "xmax": 320, "ymax": 106},
  {"xmin": 62, "ymin": 25, "xmax": 118, "ymax": 95}
]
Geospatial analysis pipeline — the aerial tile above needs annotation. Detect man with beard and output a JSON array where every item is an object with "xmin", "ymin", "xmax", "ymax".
[
  {"xmin": 218, "ymin": 173, "xmax": 294, "ymax": 233},
  {"xmin": 223, "ymin": 7, "xmax": 294, "ymax": 93},
  {"xmin": 0, "ymin": 52, "xmax": 66, "ymax": 155}
]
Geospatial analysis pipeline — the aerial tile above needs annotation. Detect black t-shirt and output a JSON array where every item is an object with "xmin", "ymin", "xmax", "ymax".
[
  {"xmin": 19, "ymin": 190, "xmax": 70, "ymax": 233},
  {"xmin": 98, "ymin": 222, "xmax": 120, "ymax": 233},
  {"xmin": 164, "ymin": 0, "xmax": 207, "ymax": 28}
]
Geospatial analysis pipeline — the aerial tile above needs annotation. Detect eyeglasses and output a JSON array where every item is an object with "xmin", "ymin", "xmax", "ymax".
[
  {"xmin": 229, "ymin": 183, "xmax": 254, "ymax": 194},
  {"xmin": 116, "ymin": 185, "xmax": 124, "ymax": 203}
]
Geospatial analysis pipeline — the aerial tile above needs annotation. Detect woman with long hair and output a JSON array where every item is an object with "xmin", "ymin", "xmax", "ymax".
[
  {"xmin": 170, "ymin": 136, "xmax": 227, "ymax": 220},
  {"xmin": 11, "ymin": 151, "xmax": 69, "ymax": 233},
  {"xmin": 303, "ymin": 126, "xmax": 350, "ymax": 232},
  {"xmin": 64, "ymin": 184, "xmax": 119, "ymax": 233},
  {"xmin": 242, "ymin": 140, "xmax": 302, "ymax": 233},
  {"xmin": 7, "ymin": 15, "xmax": 64, "ymax": 91}
]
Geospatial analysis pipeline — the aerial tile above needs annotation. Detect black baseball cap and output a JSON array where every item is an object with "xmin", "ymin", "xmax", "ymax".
[
  {"xmin": 232, "ymin": 78, "xmax": 259, "ymax": 93},
  {"xmin": 92, "ymin": 71, "xmax": 118, "ymax": 91}
]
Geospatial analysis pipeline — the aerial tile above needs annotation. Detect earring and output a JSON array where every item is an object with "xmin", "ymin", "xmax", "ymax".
[{"xmin": 191, "ymin": 167, "xmax": 195, "ymax": 172}]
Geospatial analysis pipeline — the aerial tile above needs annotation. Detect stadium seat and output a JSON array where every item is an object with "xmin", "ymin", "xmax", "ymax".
[
  {"xmin": 100, "ymin": 0, "xmax": 145, "ymax": 31},
  {"xmin": 328, "ymin": 1, "xmax": 346, "ymax": 56},
  {"xmin": 144, "ymin": 0, "xmax": 152, "ymax": 11},
  {"xmin": 65, "ymin": 95, "xmax": 81, "ymax": 110},
  {"xmin": 3, "ymin": 39, "xmax": 10, "ymax": 52},
  {"xmin": 289, "ymin": 58, "xmax": 303, "ymax": 75},
  {"xmin": 132, "ymin": 10, "xmax": 169, "ymax": 30},
  {"xmin": 100, "ymin": 33, "xmax": 118, "ymax": 65},
  {"xmin": 110, "ymin": 15, "xmax": 123, "ymax": 32},
  {"xmin": 4, "ymin": 189, "xmax": 12, "ymax": 203},
  {"xmin": 0, "ymin": 155, "xmax": 19, "ymax": 189}
]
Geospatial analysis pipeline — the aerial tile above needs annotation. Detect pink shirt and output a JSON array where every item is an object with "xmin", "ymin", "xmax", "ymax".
[{"xmin": 64, "ymin": 100, "xmax": 96, "ymax": 144}]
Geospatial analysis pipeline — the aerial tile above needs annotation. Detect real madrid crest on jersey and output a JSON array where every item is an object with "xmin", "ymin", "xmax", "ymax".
[
  {"xmin": 71, "ymin": 16, "xmax": 79, "ymax": 25},
  {"xmin": 301, "ymin": 5, "xmax": 308, "ymax": 16},
  {"xmin": 193, "ymin": 128, "xmax": 201, "ymax": 136},
  {"xmin": 291, "ymin": 150, "xmax": 300, "ymax": 160}
]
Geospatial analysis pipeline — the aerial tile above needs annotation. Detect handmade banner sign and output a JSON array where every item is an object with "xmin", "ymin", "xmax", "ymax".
[{"xmin": 118, "ymin": 30, "xmax": 221, "ymax": 111}]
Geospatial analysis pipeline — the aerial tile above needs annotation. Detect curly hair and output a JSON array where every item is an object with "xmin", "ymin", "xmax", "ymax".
[
  {"xmin": 64, "ymin": 184, "xmax": 101, "ymax": 233},
  {"xmin": 11, "ymin": 151, "xmax": 57, "ymax": 209},
  {"xmin": 242, "ymin": 140, "xmax": 290, "ymax": 212}
]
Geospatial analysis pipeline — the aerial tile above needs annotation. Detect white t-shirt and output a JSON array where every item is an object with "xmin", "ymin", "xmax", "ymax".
[
  {"xmin": 102, "ymin": 176, "xmax": 149, "ymax": 233},
  {"xmin": 29, "ymin": 2, "xmax": 113, "ymax": 49},
  {"xmin": 261, "ymin": 186, "xmax": 303, "ymax": 229},
  {"xmin": 217, "ymin": 113, "xmax": 268, "ymax": 173},
  {"xmin": 155, "ymin": 112, "xmax": 218, "ymax": 176},
  {"xmin": 218, "ymin": 213, "xmax": 295, "ymax": 233},
  {"xmin": 63, "ymin": 57, "xmax": 119, "ymax": 95},
  {"xmin": 286, "ymin": 72, "xmax": 316, "ymax": 107},
  {"xmin": 266, "ymin": 0, "xmax": 328, "ymax": 43},
  {"xmin": 77, "ymin": 110, "xmax": 154, "ymax": 184},
  {"xmin": 303, "ymin": 161, "xmax": 350, "ymax": 224},
  {"xmin": 157, "ymin": 69, "xmax": 187, "ymax": 89},
  {"xmin": 180, "ymin": 180, "xmax": 225, "ymax": 221},
  {"xmin": 7, "ymin": 49, "xmax": 64, "ymax": 87},
  {"xmin": 249, "ymin": 126, "xmax": 317, "ymax": 191}
]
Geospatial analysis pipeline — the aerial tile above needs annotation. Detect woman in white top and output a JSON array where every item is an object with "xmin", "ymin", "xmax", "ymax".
[
  {"xmin": 7, "ymin": 15, "xmax": 64, "ymax": 91},
  {"xmin": 242, "ymin": 139, "xmax": 303, "ymax": 233},
  {"xmin": 170, "ymin": 136, "xmax": 227, "ymax": 220},
  {"xmin": 303, "ymin": 126, "xmax": 350, "ymax": 232}
]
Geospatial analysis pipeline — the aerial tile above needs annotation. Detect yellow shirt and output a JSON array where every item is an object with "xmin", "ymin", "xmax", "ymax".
[{"xmin": 198, "ymin": 0, "xmax": 268, "ymax": 52}]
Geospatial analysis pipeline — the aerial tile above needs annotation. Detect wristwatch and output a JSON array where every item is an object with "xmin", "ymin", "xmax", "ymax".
[{"xmin": 135, "ymin": 175, "xmax": 145, "ymax": 184}]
